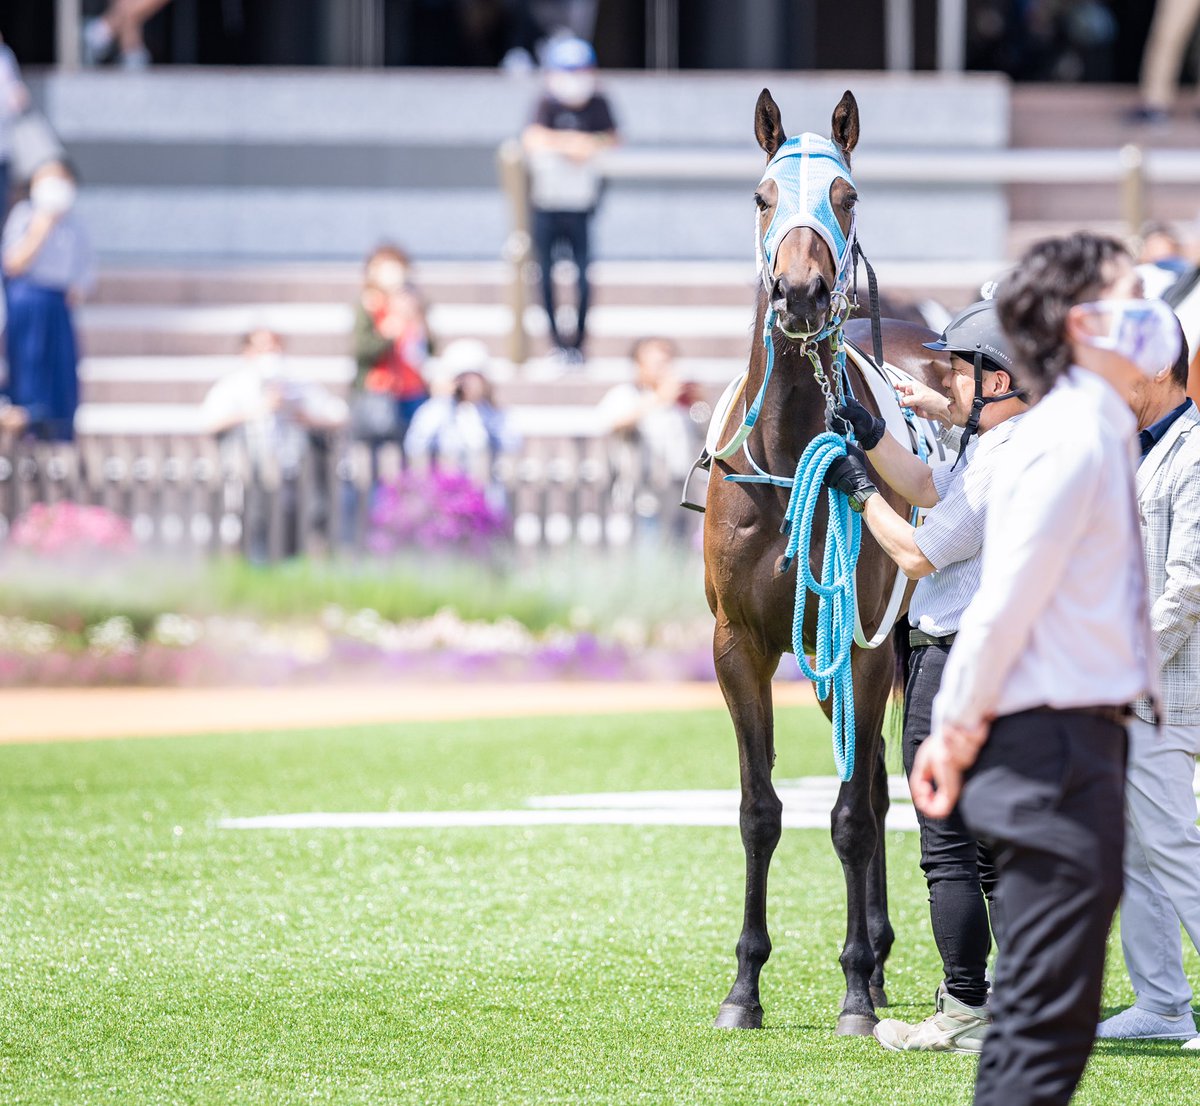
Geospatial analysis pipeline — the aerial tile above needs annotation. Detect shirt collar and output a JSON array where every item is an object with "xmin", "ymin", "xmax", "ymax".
[
  {"xmin": 1139, "ymin": 397, "xmax": 1193, "ymax": 457},
  {"xmin": 974, "ymin": 410, "xmax": 1027, "ymax": 457}
]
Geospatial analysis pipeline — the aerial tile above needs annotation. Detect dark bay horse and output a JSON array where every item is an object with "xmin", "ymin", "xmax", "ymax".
[{"xmin": 703, "ymin": 89, "xmax": 948, "ymax": 1035}]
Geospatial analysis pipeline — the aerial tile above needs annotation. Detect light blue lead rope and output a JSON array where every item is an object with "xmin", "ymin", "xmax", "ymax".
[{"xmin": 777, "ymin": 433, "xmax": 862, "ymax": 781}]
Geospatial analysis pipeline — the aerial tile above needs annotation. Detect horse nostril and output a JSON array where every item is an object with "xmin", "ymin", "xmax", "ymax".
[{"xmin": 807, "ymin": 274, "xmax": 831, "ymax": 313}]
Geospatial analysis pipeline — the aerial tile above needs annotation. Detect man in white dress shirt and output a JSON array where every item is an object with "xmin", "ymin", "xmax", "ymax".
[
  {"xmin": 1096, "ymin": 331, "xmax": 1200, "ymax": 1046},
  {"xmin": 911, "ymin": 232, "xmax": 1169, "ymax": 1106}
]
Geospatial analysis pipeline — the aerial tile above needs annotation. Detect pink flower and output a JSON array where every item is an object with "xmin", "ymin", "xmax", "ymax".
[{"xmin": 8, "ymin": 504, "xmax": 136, "ymax": 558}]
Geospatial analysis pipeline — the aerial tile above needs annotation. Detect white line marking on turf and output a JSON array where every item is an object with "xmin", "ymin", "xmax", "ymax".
[{"xmin": 219, "ymin": 777, "xmax": 921, "ymax": 832}]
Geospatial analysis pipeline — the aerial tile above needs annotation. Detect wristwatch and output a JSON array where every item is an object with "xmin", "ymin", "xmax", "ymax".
[{"xmin": 847, "ymin": 487, "xmax": 877, "ymax": 514}]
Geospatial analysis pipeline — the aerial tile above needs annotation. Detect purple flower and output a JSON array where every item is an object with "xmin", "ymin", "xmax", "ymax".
[{"xmin": 366, "ymin": 469, "xmax": 508, "ymax": 557}]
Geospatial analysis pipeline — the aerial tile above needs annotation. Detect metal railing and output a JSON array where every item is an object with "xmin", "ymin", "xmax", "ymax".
[{"xmin": 0, "ymin": 432, "xmax": 698, "ymax": 561}]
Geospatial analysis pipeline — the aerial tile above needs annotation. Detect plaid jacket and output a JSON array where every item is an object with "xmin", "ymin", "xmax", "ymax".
[{"xmin": 1135, "ymin": 402, "xmax": 1200, "ymax": 725}]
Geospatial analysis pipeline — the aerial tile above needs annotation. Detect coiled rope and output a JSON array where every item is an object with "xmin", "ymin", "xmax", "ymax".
[{"xmin": 777, "ymin": 432, "xmax": 862, "ymax": 781}]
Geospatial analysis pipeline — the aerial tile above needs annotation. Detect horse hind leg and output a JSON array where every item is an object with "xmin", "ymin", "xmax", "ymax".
[
  {"xmin": 830, "ymin": 650, "xmax": 892, "ymax": 1036},
  {"xmin": 713, "ymin": 624, "xmax": 780, "ymax": 1030}
]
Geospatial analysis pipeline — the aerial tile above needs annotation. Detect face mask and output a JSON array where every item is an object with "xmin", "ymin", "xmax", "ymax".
[
  {"xmin": 548, "ymin": 72, "xmax": 595, "ymax": 108},
  {"xmin": 1074, "ymin": 298, "xmax": 1182, "ymax": 379},
  {"xmin": 370, "ymin": 262, "xmax": 408, "ymax": 294},
  {"xmin": 31, "ymin": 178, "xmax": 77, "ymax": 216},
  {"xmin": 250, "ymin": 352, "xmax": 284, "ymax": 379}
]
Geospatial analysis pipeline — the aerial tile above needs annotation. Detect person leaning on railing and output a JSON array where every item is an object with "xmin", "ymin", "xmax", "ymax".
[{"xmin": 520, "ymin": 36, "xmax": 618, "ymax": 366}]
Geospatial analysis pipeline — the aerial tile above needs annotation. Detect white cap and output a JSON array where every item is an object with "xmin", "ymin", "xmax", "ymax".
[{"xmin": 429, "ymin": 338, "xmax": 491, "ymax": 391}]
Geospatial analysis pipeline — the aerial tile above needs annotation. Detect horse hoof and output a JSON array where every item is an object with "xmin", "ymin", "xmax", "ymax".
[
  {"xmin": 714, "ymin": 1003, "xmax": 763, "ymax": 1029},
  {"xmin": 870, "ymin": 985, "xmax": 889, "ymax": 1009},
  {"xmin": 835, "ymin": 1013, "xmax": 879, "ymax": 1037}
]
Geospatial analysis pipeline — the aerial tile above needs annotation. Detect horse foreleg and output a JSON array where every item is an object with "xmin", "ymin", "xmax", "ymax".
[
  {"xmin": 713, "ymin": 622, "xmax": 780, "ymax": 1030},
  {"xmin": 829, "ymin": 649, "xmax": 892, "ymax": 1036},
  {"xmin": 867, "ymin": 738, "xmax": 894, "ymax": 1008}
]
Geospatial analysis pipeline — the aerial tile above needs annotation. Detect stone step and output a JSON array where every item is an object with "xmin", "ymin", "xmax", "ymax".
[
  {"xmin": 1011, "ymin": 84, "xmax": 1200, "ymax": 151},
  {"xmin": 89, "ymin": 261, "xmax": 768, "ymax": 307},
  {"xmin": 73, "ymin": 400, "xmax": 695, "ymax": 439},
  {"xmin": 1008, "ymin": 84, "xmax": 1200, "ymax": 225},
  {"xmin": 76, "ymin": 354, "xmax": 742, "ymax": 408},
  {"xmin": 87, "ymin": 258, "xmax": 996, "ymax": 307}
]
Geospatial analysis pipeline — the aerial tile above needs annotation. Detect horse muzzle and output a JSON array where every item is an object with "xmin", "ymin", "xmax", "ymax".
[{"xmin": 771, "ymin": 274, "xmax": 831, "ymax": 341}]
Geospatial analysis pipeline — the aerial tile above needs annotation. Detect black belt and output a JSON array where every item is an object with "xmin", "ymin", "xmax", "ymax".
[
  {"xmin": 1027, "ymin": 704, "xmax": 1134, "ymax": 726},
  {"xmin": 909, "ymin": 629, "xmax": 957, "ymax": 649}
]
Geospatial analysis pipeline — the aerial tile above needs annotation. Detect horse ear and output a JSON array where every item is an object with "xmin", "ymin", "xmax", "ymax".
[
  {"xmin": 754, "ymin": 88, "xmax": 786, "ymax": 160},
  {"xmin": 831, "ymin": 90, "xmax": 860, "ymax": 165}
]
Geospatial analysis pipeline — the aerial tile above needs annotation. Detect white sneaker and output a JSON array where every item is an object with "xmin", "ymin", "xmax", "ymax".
[
  {"xmin": 874, "ymin": 985, "xmax": 991, "ymax": 1054},
  {"xmin": 1096, "ymin": 1006, "xmax": 1197, "ymax": 1040}
]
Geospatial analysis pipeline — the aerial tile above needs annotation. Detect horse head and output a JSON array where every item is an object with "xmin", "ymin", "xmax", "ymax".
[{"xmin": 753, "ymin": 88, "xmax": 860, "ymax": 341}]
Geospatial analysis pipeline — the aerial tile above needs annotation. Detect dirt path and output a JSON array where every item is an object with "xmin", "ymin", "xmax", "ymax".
[{"xmin": 0, "ymin": 681, "xmax": 817, "ymax": 745}]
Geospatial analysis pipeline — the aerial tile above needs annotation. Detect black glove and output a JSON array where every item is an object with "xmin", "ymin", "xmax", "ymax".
[
  {"xmin": 834, "ymin": 399, "xmax": 886, "ymax": 450},
  {"xmin": 823, "ymin": 445, "xmax": 878, "ymax": 513}
]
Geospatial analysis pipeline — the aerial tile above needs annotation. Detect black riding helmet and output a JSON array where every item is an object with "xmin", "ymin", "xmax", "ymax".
[{"xmin": 923, "ymin": 299, "xmax": 1024, "ymax": 466}]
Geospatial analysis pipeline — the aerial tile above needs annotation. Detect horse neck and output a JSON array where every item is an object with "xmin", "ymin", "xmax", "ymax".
[{"xmin": 747, "ymin": 289, "xmax": 831, "ymax": 468}]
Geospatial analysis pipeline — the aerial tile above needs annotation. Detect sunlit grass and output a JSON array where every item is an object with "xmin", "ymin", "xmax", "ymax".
[{"xmin": 0, "ymin": 705, "xmax": 1190, "ymax": 1104}]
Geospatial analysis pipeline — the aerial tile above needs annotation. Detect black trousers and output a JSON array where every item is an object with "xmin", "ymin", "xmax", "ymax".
[
  {"xmin": 903, "ymin": 643, "xmax": 1000, "ymax": 1009},
  {"xmin": 960, "ymin": 709, "xmax": 1127, "ymax": 1106},
  {"xmin": 532, "ymin": 208, "xmax": 591, "ymax": 350}
]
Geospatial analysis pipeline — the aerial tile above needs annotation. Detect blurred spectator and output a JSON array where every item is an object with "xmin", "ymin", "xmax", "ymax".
[
  {"xmin": 202, "ymin": 329, "xmax": 348, "ymax": 559},
  {"xmin": 521, "ymin": 36, "xmax": 618, "ymax": 364},
  {"xmin": 1129, "ymin": 0, "xmax": 1200, "ymax": 123},
  {"xmin": 2, "ymin": 160, "xmax": 94, "ymax": 442},
  {"xmin": 599, "ymin": 337, "xmax": 702, "ymax": 540},
  {"xmin": 351, "ymin": 244, "xmax": 431, "ymax": 447},
  {"xmin": 405, "ymin": 338, "xmax": 519, "ymax": 499},
  {"xmin": 0, "ymin": 35, "xmax": 29, "ymax": 218},
  {"xmin": 1137, "ymin": 221, "xmax": 1195, "ymax": 298},
  {"xmin": 83, "ymin": 0, "xmax": 175, "ymax": 69},
  {"xmin": 202, "ymin": 328, "xmax": 347, "ymax": 460}
]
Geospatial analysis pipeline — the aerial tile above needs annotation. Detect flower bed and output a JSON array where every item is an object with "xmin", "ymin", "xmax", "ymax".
[
  {"xmin": 0, "ymin": 492, "xmax": 810, "ymax": 688},
  {"xmin": 0, "ymin": 607, "xmax": 728, "ymax": 687}
]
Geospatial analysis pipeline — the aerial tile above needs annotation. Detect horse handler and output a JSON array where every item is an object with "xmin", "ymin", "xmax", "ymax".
[
  {"xmin": 823, "ymin": 300, "xmax": 1028, "ymax": 1053},
  {"xmin": 911, "ymin": 232, "xmax": 1168, "ymax": 1106},
  {"xmin": 1095, "ymin": 327, "xmax": 1200, "ymax": 1046}
]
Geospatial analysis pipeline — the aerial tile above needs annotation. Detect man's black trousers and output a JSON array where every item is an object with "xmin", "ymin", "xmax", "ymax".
[
  {"xmin": 532, "ymin": 208, "xmax": 591, "ymax": 350},
  {"xmin": 960, "ymin": 709, "xmax": 1127, "ymax": 1106},
  {"xmin": 903, "ymin": 642, "xmax": 999, "ymax": 1009}
]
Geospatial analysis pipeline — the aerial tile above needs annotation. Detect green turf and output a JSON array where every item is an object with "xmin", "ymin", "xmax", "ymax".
[{"xmin": 0, "ymin": 706, "xmax": 1193, "ymax": 1105}]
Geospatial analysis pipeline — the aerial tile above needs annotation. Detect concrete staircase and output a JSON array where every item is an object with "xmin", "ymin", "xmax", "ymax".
[
  {"xmin": 62, "ymin": 80, "xmax": 1200, "ymax": 436},
  {"xmin": 75, "ymin": 258, "xmax": 997, "ymax": 436},
  {"xmin": 1007, "ymin": 84, "xmax": 1200, "ymax": 254}
]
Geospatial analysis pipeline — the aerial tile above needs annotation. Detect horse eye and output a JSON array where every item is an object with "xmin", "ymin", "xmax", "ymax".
[
  {"xmin": 844, "ymin": 194, "xmax": 858, "ymax": 211},
  {"xmin": 754, "ymin": 193, "xmax": 768, "ymax": 211}
]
